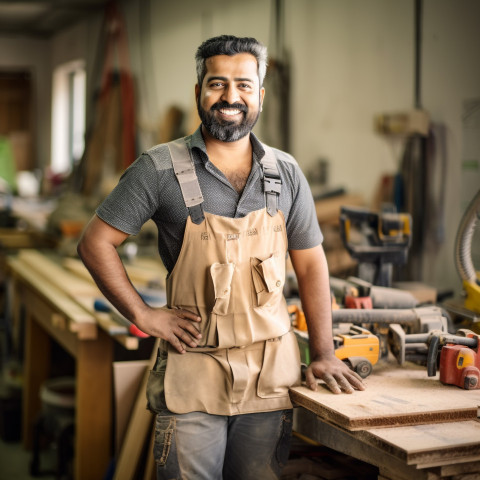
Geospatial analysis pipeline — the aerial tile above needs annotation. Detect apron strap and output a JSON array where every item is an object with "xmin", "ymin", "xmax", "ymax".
[
  {"xmin": 261, "ymin": 145, "xmax": 281, "ymax": 216},
  {"xmin": 167, "ymin": 138, "xmax": 205, "ymax": 224}
]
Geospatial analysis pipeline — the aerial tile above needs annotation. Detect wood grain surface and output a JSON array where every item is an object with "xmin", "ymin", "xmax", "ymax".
[{"xmin": 290, "ymin": 360, "xmax": 480, "ymax": 430}]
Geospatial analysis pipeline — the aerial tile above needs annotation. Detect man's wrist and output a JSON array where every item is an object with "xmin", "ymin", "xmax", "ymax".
[{"xmin": 309, "ymin": 349, "xmax": 336, "ymax": 362}]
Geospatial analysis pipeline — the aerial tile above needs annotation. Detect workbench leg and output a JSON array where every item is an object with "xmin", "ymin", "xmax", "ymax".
[
  {"xmin": 22, "ymin": 311, "xmax": 51, "ymax": 449},
  {"xmin": 10, "ymin": 278, "xmax": 23, "ymax": 357},
  {"xmin": 75, "ymin": 330, "xmax": 113, "ymax": 480}
]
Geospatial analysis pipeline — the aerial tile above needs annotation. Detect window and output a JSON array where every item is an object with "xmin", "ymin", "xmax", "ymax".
[{"xmin": 51, "ymin": 60, "xmax": 86, "ymax": 174}]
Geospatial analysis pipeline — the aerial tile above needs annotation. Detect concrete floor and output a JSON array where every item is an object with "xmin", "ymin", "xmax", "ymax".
[
  {"xmin": 0, "ymin": 436, "xmax": 56, "ymax": 480},
  {"xmin": 0, "ymin": 297, "xmax": 56, "ymax": 480}
]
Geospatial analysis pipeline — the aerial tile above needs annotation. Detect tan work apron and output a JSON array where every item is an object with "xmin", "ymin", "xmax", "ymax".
[{"xmin": 148, "ymin": 139, "xmax": 301, "ymax": 416}]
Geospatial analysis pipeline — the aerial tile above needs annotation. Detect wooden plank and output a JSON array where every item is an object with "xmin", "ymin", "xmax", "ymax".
[
  {"xmin": 289, "ymin": 361, "xmax": 480, "ymax": 430},
  {"xmin": 13, "ymin": 251, "xmax": 141, "ymax": 348},
  {"xmin": 363, "ymin": 420, "xmax": 480, "ymax": 467},
  {"xmin": 293, "ymin": 407, "xmax": 433, "ymax": 480},
  {"xmin": 74, "ymin": 295, "xmax": 128, "ymax": 335},
  {"xmin": 73, "ymin": 295, "xmax": 140, "ymax": 350},
  {"xmin": 8, "ymin": 257, "xmax": 97, "ymax": 340},
  {"xmin": 439, "ymin": 461, "xmax": 480, "ymax": 476},
  {"xmin": 295, "ymin": 407, "xmax": 480, "ymax": 480},
  {"xmin": 0, "ymin": 230, "xmax": 37, "ymax": 248},
  {"xmin": 18, "ymin": 249, "xmax": 100, "ymax": 296},
  {"xmin": 26, "ymin": 288, "xmax": 79, "ymax": 357}
]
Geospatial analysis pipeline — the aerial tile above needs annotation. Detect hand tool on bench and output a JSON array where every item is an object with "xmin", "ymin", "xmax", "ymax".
[
  {"xmin": 389, "ymin": 324, "xmax": 480, "ymax": 390},
  {"xmin": 334, "ymin": 305, "xmax": 450, "ymax": 359},
  {"xmin": 332, "ymin": 305, "xmax": 449, "ymax": 331},
  {"xmin": 427, "ymin": 329, "xmax": 480, "ymax": 389},
  {"xmin": 388, "ymin": 323, "xmax": 438, "ymax": 365},
  {"xmin": 330, "ymin": 276, "xmax": 419, "ymax": 309},
  {"xmin": 389, "ymin": 324, "xmax": 480, "ymax": 389}
]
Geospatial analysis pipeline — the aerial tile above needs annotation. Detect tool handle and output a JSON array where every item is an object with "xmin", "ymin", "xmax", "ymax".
[
  {"xmin": 442, "ymin": 334, "xmax": 477, "ymax": 348},
  {"xmin": 427, "ymin": 335, "xmax": 440, "ymax": 377}
]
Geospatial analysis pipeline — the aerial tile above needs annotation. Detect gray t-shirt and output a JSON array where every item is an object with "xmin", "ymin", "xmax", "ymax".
[{"xmin": 97, "ymin": 127, "xmax": 322, "ymax": 273}]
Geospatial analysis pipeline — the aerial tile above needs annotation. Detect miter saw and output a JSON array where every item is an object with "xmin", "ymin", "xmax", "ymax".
[{"xmin": 339, "ymin": 206, "xmax": 412, "ymax": 287}]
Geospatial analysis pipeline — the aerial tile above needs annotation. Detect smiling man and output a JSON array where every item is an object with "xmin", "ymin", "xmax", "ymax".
[
  {"xmin": 196, "ymin": 51, "xmax": 264, "ymax": 144},
  {"xmin": 78, "ymin": 35, "xmax": 364, "ymax": 480}
]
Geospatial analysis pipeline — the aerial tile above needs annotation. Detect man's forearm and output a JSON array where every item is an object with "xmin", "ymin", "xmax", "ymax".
[
  {"xmin": 77, "ymin": 217, "xmax": 150, "ymax": 323},
  {"xmin": 289, "ymin": 245, "xmax": 335, "ymax": 360}
]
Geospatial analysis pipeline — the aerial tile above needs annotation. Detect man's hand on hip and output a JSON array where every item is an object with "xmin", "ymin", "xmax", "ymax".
[{"xmin": 137, "ymin": 306, "xmax": 202, "ymax": 353}]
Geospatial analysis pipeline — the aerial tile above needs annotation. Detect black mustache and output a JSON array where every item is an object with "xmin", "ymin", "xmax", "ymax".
[{"xmin": 211, "ymin": 101, "xmax": 247, "ymax": 113}]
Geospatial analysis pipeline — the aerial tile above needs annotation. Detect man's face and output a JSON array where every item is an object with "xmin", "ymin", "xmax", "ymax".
[{"xmin": 195, "ymin": 53, "xmax": 265, "ymax": 142}]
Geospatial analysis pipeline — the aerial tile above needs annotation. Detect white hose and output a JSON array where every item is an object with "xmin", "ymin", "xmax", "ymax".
[{"xmin": 455, "ymin": 189, "xmax": 480, "ymax": 283}]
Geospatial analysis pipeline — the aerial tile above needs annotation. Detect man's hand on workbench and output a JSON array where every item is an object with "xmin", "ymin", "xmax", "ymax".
[
  {"xmin": 136, "ymin": 306, "xmax": 202, "ymax": 354},
  {"xmin": 304, "ymin": 355, "xmax": 365, "ymax": 394}
]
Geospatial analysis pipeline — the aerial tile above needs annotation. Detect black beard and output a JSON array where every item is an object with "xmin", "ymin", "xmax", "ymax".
[{"xmin": 197, "ymin": 99, "xmax": 260, "ymax": 142}]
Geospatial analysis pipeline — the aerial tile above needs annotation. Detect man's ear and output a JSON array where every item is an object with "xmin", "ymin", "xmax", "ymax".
[
  {"xmin": 260, "ymin": 87, "xmax": 265, "ymax": 112},
  {"xmin": 195, "ymin": 84, "xmax": 200, "ymax": 102}
]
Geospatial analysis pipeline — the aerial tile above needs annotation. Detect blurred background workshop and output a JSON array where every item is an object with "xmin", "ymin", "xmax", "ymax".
[{"xmin": 0, "ymin": 1, "xmax": 479, "ymax": 479}]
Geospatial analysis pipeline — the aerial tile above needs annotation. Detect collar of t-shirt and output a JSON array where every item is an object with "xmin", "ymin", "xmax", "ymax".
[{"xmin": 187, "ymin": 125, "xmax": 267, "ymax": 172}]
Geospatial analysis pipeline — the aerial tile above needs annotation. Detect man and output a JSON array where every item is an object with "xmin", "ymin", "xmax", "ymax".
[{"xmin": 78, "ymin": 35, "xmax": 364, "ymax": 480}]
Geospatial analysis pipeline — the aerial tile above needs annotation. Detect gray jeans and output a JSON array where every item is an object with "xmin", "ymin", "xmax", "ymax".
[{"xmin": 154, "ymin": 409, "xmax": 293, "ymax": 480}]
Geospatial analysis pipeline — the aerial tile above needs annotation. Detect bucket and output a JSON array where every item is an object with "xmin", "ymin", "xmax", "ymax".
[{"xmin": 39, "ymin": 377, "xmax": 76, "ymax": 418}]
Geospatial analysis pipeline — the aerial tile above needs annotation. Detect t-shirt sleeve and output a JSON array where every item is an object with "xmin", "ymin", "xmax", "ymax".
[
  {"xmin": 96, "ymin": 154, "xmax": 159, "ymax": 235},
  {"xmin": 285, "ymin": 163, "xmax": 323, "ymax": 250}
]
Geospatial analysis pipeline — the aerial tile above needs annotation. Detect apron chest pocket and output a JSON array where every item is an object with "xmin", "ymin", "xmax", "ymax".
[
  {"xmin": 210, "ymin": 262, "xmax": 235, "ymax": 315},
  {"xmin": 251, "ymin": 254, "xmax": 284, "ymax": 307}
]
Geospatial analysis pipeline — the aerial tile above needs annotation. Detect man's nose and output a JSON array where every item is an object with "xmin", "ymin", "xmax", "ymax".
[{"xmin": 221, "ymin": 85, "xmax": 240, "ymax": 104}]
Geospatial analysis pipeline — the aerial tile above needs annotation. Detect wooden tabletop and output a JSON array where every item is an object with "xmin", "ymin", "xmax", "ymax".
[{"xmin": 290, "ymin": 359, "xmax": 480, "ymax": 430}]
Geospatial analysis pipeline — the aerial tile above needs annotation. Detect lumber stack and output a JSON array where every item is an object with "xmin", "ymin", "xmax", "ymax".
[{"xmin": 291, "ymin": 360, "xmax": 480, "ymax": 480}]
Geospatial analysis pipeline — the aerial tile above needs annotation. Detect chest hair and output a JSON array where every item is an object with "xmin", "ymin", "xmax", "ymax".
[{"xmin": 224, "ymin": 168, "xmax": 251, "ymax": 194}]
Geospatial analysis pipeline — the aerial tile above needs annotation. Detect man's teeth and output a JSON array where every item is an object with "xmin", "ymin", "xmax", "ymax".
[{"xmin": 220, "ymin": 109, "xmax": 241, "ymax": 116}]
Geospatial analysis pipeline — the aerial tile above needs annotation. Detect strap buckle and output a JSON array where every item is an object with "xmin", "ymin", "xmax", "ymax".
[{"xmin": 264, "ymin": 174, "xmax": 282, "ymax": 194}]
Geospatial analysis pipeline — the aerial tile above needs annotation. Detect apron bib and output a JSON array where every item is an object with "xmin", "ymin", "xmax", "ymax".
[{"xmin": 147, "ymin": 139, "xmax": 301, "ymax": 415}]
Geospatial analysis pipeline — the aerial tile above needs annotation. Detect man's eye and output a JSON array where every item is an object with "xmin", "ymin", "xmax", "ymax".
[
  {"xmin": 210, "ymin": 82, "xmax": 224, "ymax": 88},
  {"xmin": 238, "ymin": 83, "xmax": 252, "ymax": 89}
]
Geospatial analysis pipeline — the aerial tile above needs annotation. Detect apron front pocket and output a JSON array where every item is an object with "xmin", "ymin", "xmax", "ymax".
[
  {"xmin": 210, "ymin": 262, "xmax": 235, "ymax": 315},
  {"xmin": 251, "ymin": 254, "xmax": 284, "ymax": 307},
  {"xmin": 257, "ymin": 331, "xmax": 301, "ymax": 398}
]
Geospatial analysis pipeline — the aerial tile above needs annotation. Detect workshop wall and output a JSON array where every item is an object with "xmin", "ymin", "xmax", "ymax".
[
  {"xmin": 0, "ymin": 36, "xmax": 51, "ymax": 170},
  {"xmin": 0, "ymin": 0, "xmax": 479, "ymax": 296},
  {"xmin": 421, "ymin": 0, "xmax": 480, "ymax": 295},
  {"xmin": 286, "ymin": 0, "xmax": 414, "ymax": 199},
  {"xmin": 123, "ymin": 0, "xmax": 273, "ymax": 150}
]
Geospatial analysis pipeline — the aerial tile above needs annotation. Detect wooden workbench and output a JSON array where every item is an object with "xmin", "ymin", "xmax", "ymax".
[
  {"xmin": 290, "ymin": 361, "xmax": 480, "ymax": 480},
  {"xmin": 6, "ymin": 250, "xmax": 165, "ymax": 479},
  {"xmin": 7, "ymin": 255, "xmax": 113, "ymax": 479}
]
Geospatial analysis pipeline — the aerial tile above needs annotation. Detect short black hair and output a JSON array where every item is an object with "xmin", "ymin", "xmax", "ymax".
[{"xmin": 195, "ymin": 35, "xmax": 268, "ymax": 87}]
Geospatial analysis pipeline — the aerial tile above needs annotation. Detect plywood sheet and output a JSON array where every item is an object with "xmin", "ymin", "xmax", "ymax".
[
  {"xmin": 363, "ymin": 420, "xmax": 480, "ymax": 467},
  {"xmin": 289, "ymin": 361, "xmax": 480, "ymax": 430},
  {"xmin": 113, "ymin": 360, "xmax": 150, "ymax": 454}
]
